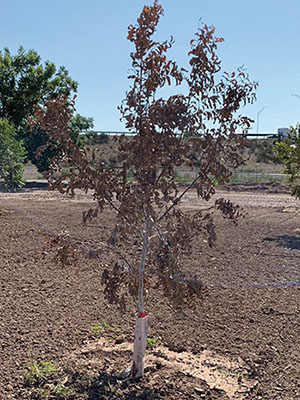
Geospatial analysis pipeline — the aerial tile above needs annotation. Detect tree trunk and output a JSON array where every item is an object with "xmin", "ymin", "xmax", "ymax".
[
  {"xmin": 131, "ymin": 216, "xmax": 151, "ymax": 378},
  {"xmin": 131, "ymin": 315, "xmax": 149, "ymax": 378}
]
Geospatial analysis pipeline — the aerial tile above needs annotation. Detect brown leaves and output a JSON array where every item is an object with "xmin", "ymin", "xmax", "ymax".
[
  {"xmin": 101, "ymin": 263, "xmax": 128, "ymax": 309},
  {"xmin": 44, "ymin": 231, "xmax": 80, "ymax": 268},
  {"xmin": 215, "ymin": 198, "xmax": 244, "ymax": 224},
  {"xmin": 31, "ymin": 1, "xmax": 257, "ymax": 314}
]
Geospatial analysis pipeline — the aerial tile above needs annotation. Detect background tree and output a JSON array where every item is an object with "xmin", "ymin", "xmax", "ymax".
[
  {"xmin": 23, "ymin": 113, "xmax": 94, "ymax": 173},
  {"xmin": 31, "ymin": 0, "xmax": 257, "ymax": 378},
  {"xmin": 0, "ymin": 46, "xmax": 77, "ymax": 128},
  {"xmin": 0, "ymin": 119, "xmax": 25, "ymax": 190},
  {"xmin": 0, "ymin": 46, "xmax": 92, "ymax": 172},
  {"xmin": 274, "ymin": 125, "xmax": 300, "ymax": 198}
]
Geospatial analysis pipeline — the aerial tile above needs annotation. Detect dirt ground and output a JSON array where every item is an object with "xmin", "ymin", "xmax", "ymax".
[{"xmin": 0, "ymin": 185, "xmax": 299, "ymax": 400}]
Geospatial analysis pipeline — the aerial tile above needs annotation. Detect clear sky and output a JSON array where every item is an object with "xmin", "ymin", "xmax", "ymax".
[{"xmin": 1, "ymin": 0, "xmax": 300, "ymax": 133}]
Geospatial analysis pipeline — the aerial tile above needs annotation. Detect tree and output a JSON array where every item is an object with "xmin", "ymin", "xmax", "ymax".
[
  {"xmin": 23, "ymin": 113, "xmax": 94, "ymax": 173},
  {"xmin": 0, "ymin": 46, "xmax": 77, "ymax": 129},
  {"xmin": 69, "ymin": 114, "xmax": 94, "ymax": 146},
  {"xmin": 31, "ymin": 1, "xmax": 257, "ymax": 378},
  {"xmin": 0, "ymin": 119, "xmax": 25, "ymax": 190},
  {"xmin": 274, "ymin": 125, "xmax": 300, "ymax": 198},
  {"xmin": 0, "ymin": 46, "xmax": 92, "ymax": 172}
]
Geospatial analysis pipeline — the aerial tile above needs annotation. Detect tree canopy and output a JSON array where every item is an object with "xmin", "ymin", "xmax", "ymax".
[
  {"xmin": 0, "ymin": 46, "xmax": 93, "ymax": 172},
  {"xmin": 0, "ymin": 46, "xmax": 77, "ymax": 129}
]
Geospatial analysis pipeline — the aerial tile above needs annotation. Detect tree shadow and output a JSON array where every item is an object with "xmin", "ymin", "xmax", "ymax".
[
  {"xmin": 0, "ymin": 181, "xmax": 48, "ymax": 193},
  {"xmin": 264, "ymin": 235, "xmax": 300, "ymax": 250},
  {"xmin": 69, "ymin": 368, "xmax": 166, "ymax": 400}
]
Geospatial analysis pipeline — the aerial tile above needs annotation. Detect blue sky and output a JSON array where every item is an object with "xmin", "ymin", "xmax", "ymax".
[{"xmin": 1, "ymin": 0, "xmax": 300, "ymax": 133}]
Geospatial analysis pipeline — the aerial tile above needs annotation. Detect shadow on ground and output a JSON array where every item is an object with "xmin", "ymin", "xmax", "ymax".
[
  {"xmin": 68, "ymin": 369, "xmax": 167, "ymax": 400},
  {"xmin": 0, "ymin": 181, "xmax": 48, "ymax": 193},
  {"xmin": 66, "ymin": 367, "xmax": 228, "ymax": 400},
  {"xmin": 264, "ymin": 235, "xmax": 300, "ymax": 250}
]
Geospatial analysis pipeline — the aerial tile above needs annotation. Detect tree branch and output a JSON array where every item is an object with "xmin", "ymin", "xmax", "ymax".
[{"xmin": 157, "ymin": 174, "xmax": 201, "ymax": 222}]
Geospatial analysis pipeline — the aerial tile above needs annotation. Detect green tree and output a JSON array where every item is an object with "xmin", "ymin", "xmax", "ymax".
[
  {"xmin": 69, "ymin": 114, "xmax": 94, "ymax": 146},
  {"xmin": 0, "ymin": 46, "xmax": 92, "ymax": 172},
  {"xmin": 24, "ymin": 113, "xmax": 94, "ymax": 173},
  {"xmin": 274, "ymin": 125, "xmax": 300, "ymax": 198},
  {"xmin": 0, "ymin": 119, "xmax": 25, "ymax": 190},
  {"xmin": 0, "ymin": 46, "xmax": 77, "ymax": 128}
]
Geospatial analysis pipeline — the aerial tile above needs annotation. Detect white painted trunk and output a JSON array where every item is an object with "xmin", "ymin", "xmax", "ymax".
[
  {"xmin": 131, "ymin": 215, "xmax": 151, "ymax": 378},
  {"xmin": 131, "ymin": 316, "xmax": 149, "ymax": 378}
]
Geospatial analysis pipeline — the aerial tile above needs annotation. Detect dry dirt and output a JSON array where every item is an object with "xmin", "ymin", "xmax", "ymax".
[{"xmin": 0, "ymin": 185, "xmax": 299, "ymax": 399}]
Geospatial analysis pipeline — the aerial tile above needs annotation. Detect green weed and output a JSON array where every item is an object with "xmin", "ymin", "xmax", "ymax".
[
  {"xmin": 24, "ymin": 360, "xmax": 72, "ymax": 399},
  {"xmin": 147, "ymin": 336, "xmax": 159, "ymax": 349},
  {"xmin": 25, "ymin": 361, "xmax": 57, "ymax": 385},
  {"xmin": 53, "ymin": 383, "xmax": 72, "ymax": 396},
  {"xmin": 90, "ymin": 321, "xmax": 122, "ymax": 336}
]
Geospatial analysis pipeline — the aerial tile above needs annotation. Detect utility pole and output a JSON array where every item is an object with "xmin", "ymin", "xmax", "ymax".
[{"xmin": 256, "ymin": 106, "xmax": 267, "ymax": 134}]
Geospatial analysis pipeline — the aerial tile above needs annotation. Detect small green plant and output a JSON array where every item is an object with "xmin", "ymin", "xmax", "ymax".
[
  {"xmin": 24, "ymin": 359, "xmax": 72, "ymax": 399},
  {"xmin": 147, "ymin": 336, "xmax": 159, "ymax": 349},
  {"xmin": 53, "ymin": 384, "xmax": 72, "ymax": 397},
  {"xmin": 90, "ymin": 321, "xmax": 122, "ymax": 336},
  {"xmin": 90, "ymin": 322, "xmax": 104, "ymax": 336},
  {"xmin": 25, "ymin": 361, "xmax": 57, "ymax": 385}
]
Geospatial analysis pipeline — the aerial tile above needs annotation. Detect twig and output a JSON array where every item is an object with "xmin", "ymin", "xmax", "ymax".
[{"xmin": 157, "ymin": 174, "xmax": 202, "ymax": 222}]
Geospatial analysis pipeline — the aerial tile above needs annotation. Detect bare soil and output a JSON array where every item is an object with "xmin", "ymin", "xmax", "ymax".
[{"xmin": 0, "ymin": 187, "xmax": 299, "ymax": 399}]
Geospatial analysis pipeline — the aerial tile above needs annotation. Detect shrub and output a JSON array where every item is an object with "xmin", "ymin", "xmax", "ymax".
[
  {"xmin": 274, "ymin": 125, "xmax": 300, "ymax": 197},
  {"xmin": 0, "ymin": 119, "xmax": 25, "ymax": 190}
]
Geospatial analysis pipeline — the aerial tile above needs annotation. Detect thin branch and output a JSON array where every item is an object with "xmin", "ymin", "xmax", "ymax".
[{"xmin": 157, "ymin": 174, "xmax": 202, "ymax": 222}]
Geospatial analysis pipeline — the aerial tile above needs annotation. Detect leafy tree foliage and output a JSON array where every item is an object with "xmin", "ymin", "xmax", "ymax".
[
  {"xmin": 31, "ymin": 0, "xmax": 257, "ymax": 378},
  {"xmin": 0, "ymin": 46, "xmax": 92, "ymax": 172},
  {"xmin": 274, "ymin": 126, "xmax": 300, "ymax": 198},
  {"xmin": 0, "ymin": 119, "xmax": 25, "ymax": 190},
  {"xmin": 23, "ymin": 113, "xmax": 94, "ymax": 173},
  {"xmin": 0, "ymin": 46, "xmax": 77, "ymax": 128},
  {"xmin": 69, "ymin": 114, "xmax": 94, "ymax": 145}
]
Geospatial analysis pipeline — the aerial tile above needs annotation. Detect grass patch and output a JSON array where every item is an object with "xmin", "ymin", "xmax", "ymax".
[{"xmin": 230, "ymin": 173, "xmax": 287, "ymax": 184}]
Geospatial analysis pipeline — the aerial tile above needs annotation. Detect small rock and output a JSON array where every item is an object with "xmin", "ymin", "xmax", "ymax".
[{"xmin": 194, "ymin": 386, "xmax": 205, "ymax": 394}]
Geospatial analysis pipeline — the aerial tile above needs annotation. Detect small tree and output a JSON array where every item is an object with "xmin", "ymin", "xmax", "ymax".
[
  {"xmin": 31, "ymin": 1, "xmax": 257, "ymax": 378},
  {"xmin": 0, "ymin": 119, "xmax": 25, "ymax": 190},
  {"xmin": 274, "ymin": 125, "xmax": 300, "ymax": 198}
]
